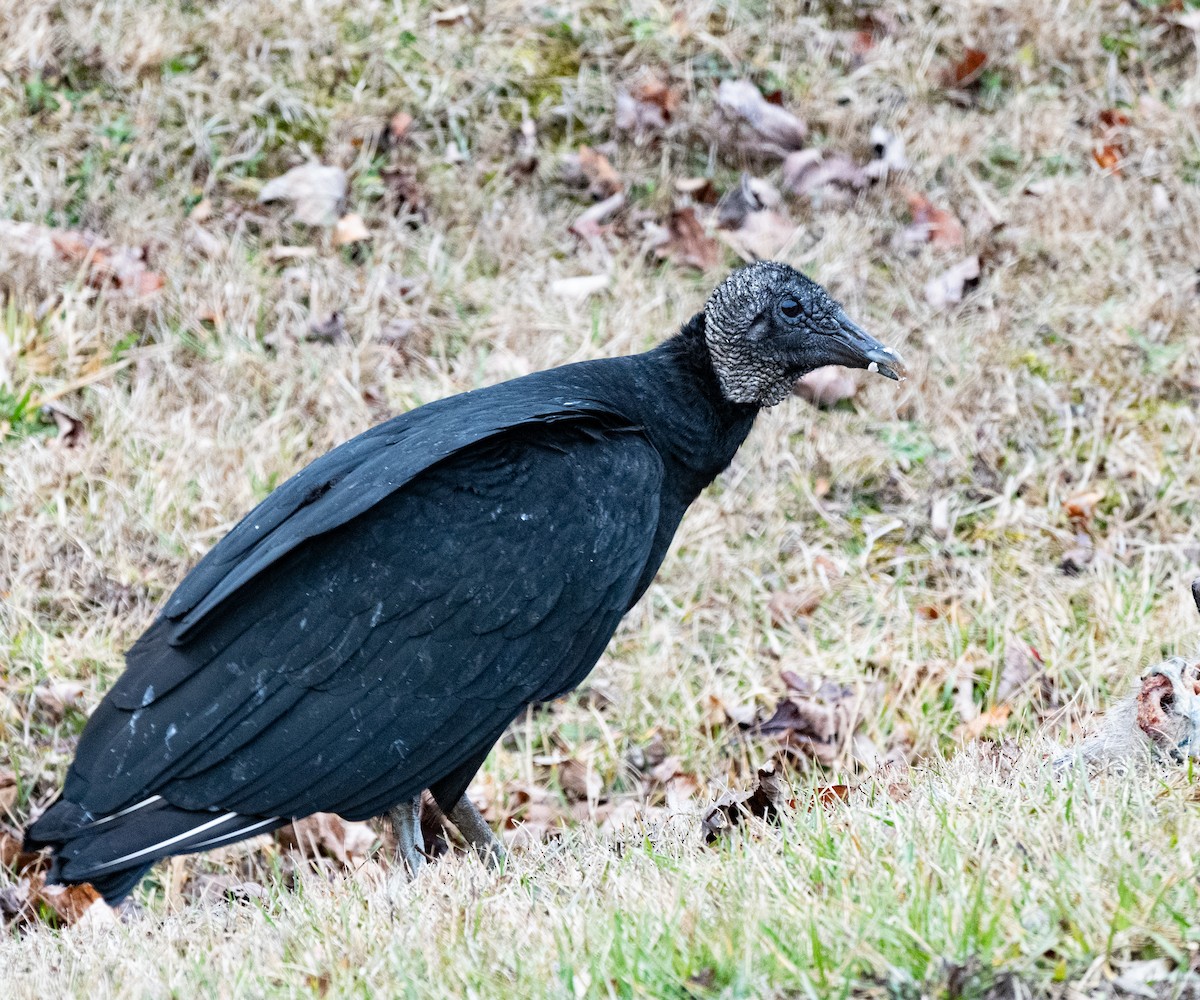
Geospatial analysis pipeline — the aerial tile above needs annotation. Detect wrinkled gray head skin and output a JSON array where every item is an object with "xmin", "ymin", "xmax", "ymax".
[{"xmin": 704, "ymin": 260, "xmax": 904, "ymax": 407}]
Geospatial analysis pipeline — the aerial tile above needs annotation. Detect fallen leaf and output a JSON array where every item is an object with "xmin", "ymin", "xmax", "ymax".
[
  {"xmin": 388, "ymin": 111, "xmax": 414, "ymax": 144},
  {"xmin": 381, "ymin": 167, "xmax": 426, "ymax": 220},
  {"xmin": 616, "ymin": 71, "xmax": 679, "ymax": 137},
  {"xmin": 306, "ymin": 311, "xmax": 345, "ymax": 344},
  {"xmin": 0, "ymin": 221, "xmax": 164, "ymax": 298},
  {"xmin": 1093, "ymin": 145, "xmax": 1122, "ymax": 172},
  {"xmin": 703, "ymin": 691, "xmax": 757, "ymax": 729},
  {"xmin": 34, "ymin": 681, "xmax": 86, "ymax": 720},
  {"xmin": 902, "ymin": 191, "xmax": 964, "ymax": 248},
  {"xmin": 568, "ymin": 191, "xmax": 624, "ymax": 241},
  {"xmin": 716, "ymin": 173, "xmax": 779, "ymax": 230},
  {"xmin": 1063, "ymin": 489, "xmax": 1104, "ymax": 526},
  {"xmin": 549, "ymin": 274, "xmax": 609, "ymax": 301},
  {"xmin": 767, "ymin": 588, "xmax": 824, "ymax": 626},
  {"xmin": 674, "ymin": 176, "xmax": 719, "ymax": 204},
  {"xmin": 715, "ymin": 79, "xmax": 807, "ymax": 155},
  {"xmin": 0, "ymin": 771, "xmax": 16, "ymax": 816},
  {"xmin": 183, "ymin": 874, "xmax": 267, "ymax": 905},
  {"xmin": 3, "ymin": 873, "xmax": 115, "ymax": 929},
  {"xmin": 864, "ymin": 125, "xmax": 910, "ymax": 179},
  {"xmin": 40, "ymin": 403, "xmax": 87, "ymax": 447},
  {"xmin": 566, "ymin": 146, "xmax": 623, "ymax": 200},
  {"xmin": 1059, "ymin": 532, "xmax": 1094, "ymax": 575},
  {"xmin": 332, "ymin": 213, "xmax": 370, "ymax": 247},
  {"xmin": 276, "ymin": 814, "xmax": 376, "ymax": 868},
  {"xmin": 556, "ymin": 758, "xmax": 602, "ymax": 802},
  {"xmin": 759, "ymin": 674, "xmax": 862, "ymax": 766},
  {"xmin": 942, "ymin": 47, "xmax": 988, "ymax": 88},
  {"xmin": 701, "ymin": 761, "xmax": 788, "ymax": 843},
  {"xmin": 997, "ymin": 643, "xmax": 1047, "ymax": 704},
  {"xmin": 0, "ymin": 824, "xmax": 46, "ymax": 876},
  {"xmin": 259, "ymin": 162, "xmax": 348, "ymax": 227},
  {"xmin": 924, "ymin": 255, "xmax": 981, "ymax": 310},
  {"xmin": 956, "ymin": 703, "xmax": 1011, "ymax": 742},
  {"xmin": 1092, "ymin": 108, "xmax": 1130, "ymax": 174},
  {"xmin": 652, "ymin": 207, "xmax": 719, "ymax": 271},
  {"xmin": 431, "ymin": 3, "xmax": 469, "ymax": 26},
  {"xmin": 794, "ymin": 367, "xmax": 858, "ymax": 408},
  {"xmin": 782, "ymin": 149, "xmax": 869, "ymax": 201},
  {"xmin": 813, "ymin": 784, "xmax": 851, "ymax": 808}
]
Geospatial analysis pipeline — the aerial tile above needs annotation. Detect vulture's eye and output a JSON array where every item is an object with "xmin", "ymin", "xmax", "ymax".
[{"xmin": 779, "ymin": 297, "xmax": 803, "ymax": 320}]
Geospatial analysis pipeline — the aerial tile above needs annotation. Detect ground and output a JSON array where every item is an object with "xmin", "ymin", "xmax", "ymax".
[{"xmin": 1, "ymin": 1, "xmax": 1200, "ymax": 997}]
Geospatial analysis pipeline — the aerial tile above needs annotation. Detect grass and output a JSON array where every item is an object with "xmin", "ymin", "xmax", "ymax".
[{"xmin": 1, "ymin": 0, "xmax": 1200, "ymax": 996}]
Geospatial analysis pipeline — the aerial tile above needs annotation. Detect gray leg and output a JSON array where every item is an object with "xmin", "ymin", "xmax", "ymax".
[
  {"xmin": 446, "ymin": 794, "xmax": 506, "ymax": 870},
  {"xmin": 389, "ymin": 795, "xmax": 426, "ymax": 877}
]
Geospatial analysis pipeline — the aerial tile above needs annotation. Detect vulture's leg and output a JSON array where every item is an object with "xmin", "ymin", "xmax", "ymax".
[
  {"xmin": 446, "ymin": 795, "xmax": 506, "ymax": 870},
  {"xmin": 389, "ymin": 796, "xmax": 426, "ymax": 876}
]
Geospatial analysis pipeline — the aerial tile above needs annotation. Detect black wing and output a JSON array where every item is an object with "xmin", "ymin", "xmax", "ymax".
[{"xmin": 40, "ymin": 419, "xmax": 664, "ymax": 887}]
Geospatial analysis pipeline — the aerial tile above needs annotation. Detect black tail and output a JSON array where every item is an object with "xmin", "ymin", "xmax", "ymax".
[{"xmin": 25, "ymin": 796, "xmax": 285, "ymax": 904}]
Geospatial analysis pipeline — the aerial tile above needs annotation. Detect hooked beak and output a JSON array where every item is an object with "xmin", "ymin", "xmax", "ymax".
[{"xmin": 830, "ymin": 308, "xmax": 907, "ymax": 381}]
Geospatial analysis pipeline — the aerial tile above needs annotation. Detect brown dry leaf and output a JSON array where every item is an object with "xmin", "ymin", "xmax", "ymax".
[
  {"xmin": 1059, "ymin": 531, "xmax": 1095, "ymax": 575},
  {"xmin": 924, "ymin": 255, "xmax": 981, "ymax": 310},
  {"xmin": 0, "ymin": 824, "xmax": 47, "ymax": 876},
  {"xmin": 1064, "ymin": 489, "xmax": 1104, "ymax": 526},
  {"xmin": 0, "ymin": 771, "xmax": 16, "ymax": 816},
  {"xmin": 652, "ymin": 207, "xmax": 719, "ymax": 271},
  {"xmin": 956, "ymin": 703, "xmax": 1011, "ymax": 742},
  {"xmin": 865, "ymin": 125, "xmax": 910, "ymax": 180},
  {"xmin": 557, "ymin": 758, "xmax": 602, "ymax": 802},
  {"xmin": 388, "ymin": 111, "xmax": 414, "ymax": 144},
  {"xmin": 306, "ymin": 311, "xmax": 345, "ymax": 344},
  {"xmin": 997, "ymin": 643, "xmax": 1046, "ymax": 704},
  {"xmin": 767, "ymin": 588, "xmax": 824, "ymax": 626},
  {"xmin": 1093, "ymin": 145, "xmax": 1122, "ymax": 172},
  {"xmin": 715, "ymin": 79, "xmax": 807, "ymax": 155},
  {"xmin": 431, "ymin": 3, "xmax": 469, "ymax": 26},
  {"xmin": 276, "ymin": 813, "xmax": 376, "ymax": 868},
  {"xmin": 40, "ymin": 403, "xmax": 87, "ymax": 447},
  {"xmin": 720, "ymin": 209, "xmax": 794, "ymax": 261},
  {"xmin": 0, "ymin": 221, "xmax": 164, "ymax": 298},
  {"xmin": 703, "ymin": 692, "xmax": 757, "ymax": 729},
  {"xmin": 616, "ymin": 71, "xmax": 679, "ymax": 137},
  {"xmin": 259, "ymin": 162, "xmax": 348, "ymax": 227},
  {"xmin": 902, "ymin": 191, "xmax": 964, "ymax": 248},
  {"xmin": 183, "ymin": 873, "xmax": 267, "ymax": 905},
  {"xmin": 382, "ymin": 167, "xmax": 426, "ymax": 220},
  {"xmin": 813, "ymin": 784, "xmax": 851, "ymax": 809},
  {"xmin": 34, "ymin": 681, "xmax": 86, "ymax": 720},
  {"xmin": 1092, "ymin": 108, "xmax": 1130, "ymax": 173},
  {"xmin": 332, "ymin": 213, "xmax": 370, "ymax": 247},
  {"xmin": 568, "ymin": 192, "xmax": 624, "ymax": 241},
  {"xmin": 701, "ymin": 761, "xmax": 788, "ymax": 843},
  {"xmin": 759, "ymin": 674, "xmax": 862, "ymax": 766},
  {"xmin": 782, "ymin": 149, "xmax": 869, "ymax": 202},
  {"xmin": 794, "ymin": 367, "xmax": 858, "ymax": 408},
  {"xmin": 549, "ymin": 274, "xmax": 609, "ymax": 302},
  {"xmin": 942, "ymin": 47, "xmax": 988, "ymax": 88},
  {"xmin": 500, "ymin": 785, "xmax": 570, "ymax": 848},
  {"xmin": 6, "ymin": 873, "xmax": 115, "ymax": 929},
  {"xmin": 570, "ymin": 146, "xmax": 623, "ymax": 200}
]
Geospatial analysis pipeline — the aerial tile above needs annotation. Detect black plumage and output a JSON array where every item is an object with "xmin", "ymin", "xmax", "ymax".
[{"xmin": 25, "ymin": 261, "xmax": 903, "ymax": 901}]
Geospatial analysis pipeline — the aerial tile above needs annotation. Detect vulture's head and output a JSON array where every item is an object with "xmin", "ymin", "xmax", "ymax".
[{"xmin": 704, "ymin": 260, "xmax": 906, "ymax": 407}]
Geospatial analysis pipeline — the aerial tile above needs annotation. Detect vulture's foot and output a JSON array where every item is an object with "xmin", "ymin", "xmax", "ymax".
[
  {"xmin": 389, "ymin": 796, "xmax": 426, "ymax": 878},
  {"xmin": 447, "ymin": 795, "xmax": 506, "ymax": 870}
]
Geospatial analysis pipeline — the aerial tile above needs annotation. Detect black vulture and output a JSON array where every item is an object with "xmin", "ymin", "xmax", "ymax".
[{"xmin": 25, "ymin": 261, "xmax": 904, "ymax": 902}]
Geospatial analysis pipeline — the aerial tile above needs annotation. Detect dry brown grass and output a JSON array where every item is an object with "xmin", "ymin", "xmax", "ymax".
[{"xmin": 2, "ymin": 0, "xmax": 1200, "ymax": 996}]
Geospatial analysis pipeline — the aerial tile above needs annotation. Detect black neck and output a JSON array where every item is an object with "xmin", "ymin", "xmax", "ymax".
[{"xmin": 633, "ymin": 312, "xmax": 760, "ymax": 495}]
